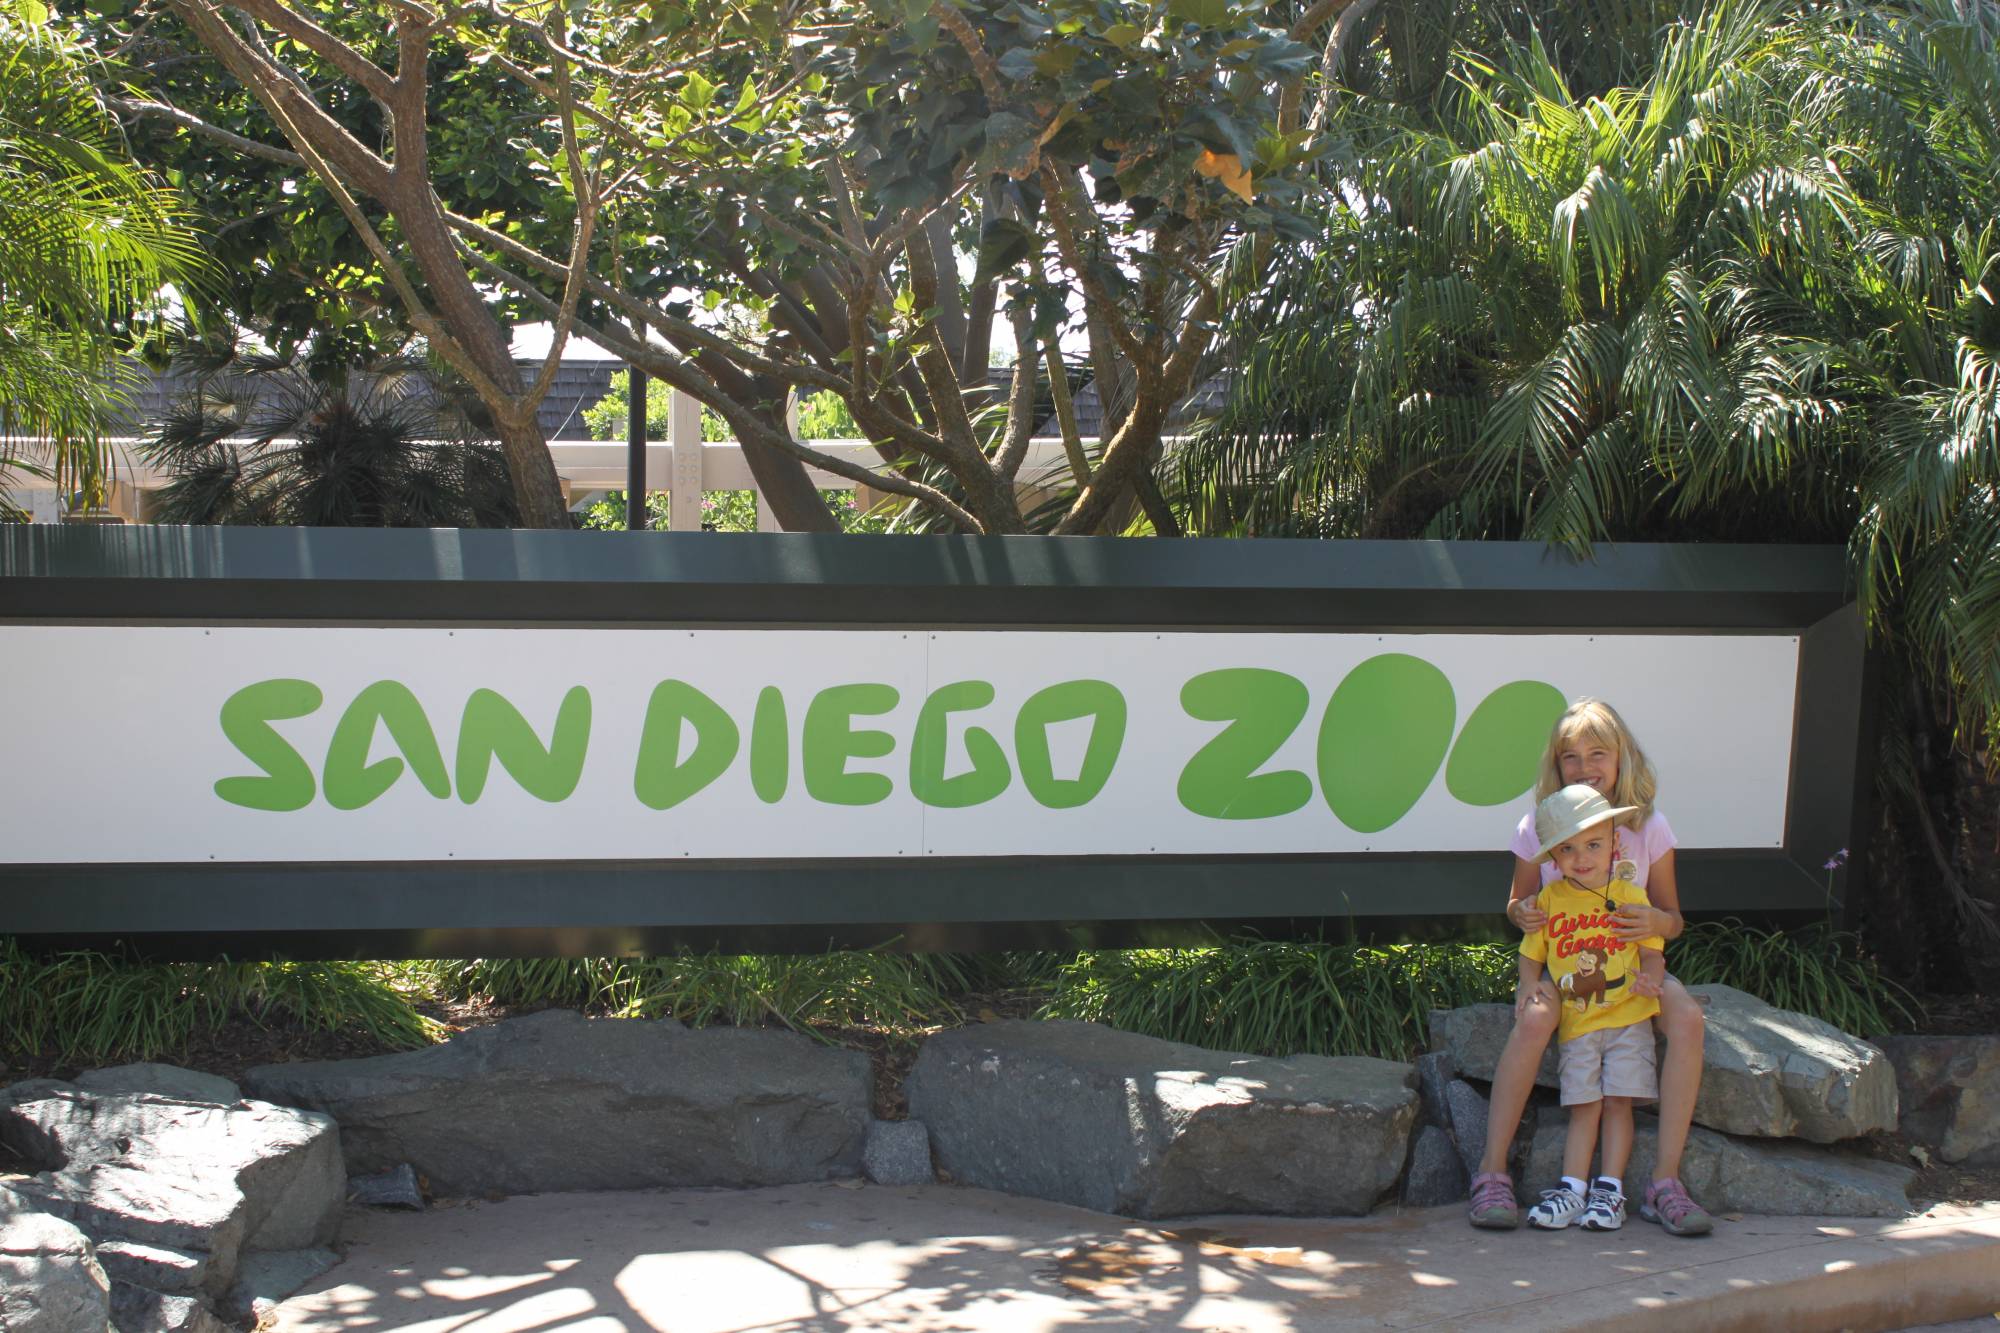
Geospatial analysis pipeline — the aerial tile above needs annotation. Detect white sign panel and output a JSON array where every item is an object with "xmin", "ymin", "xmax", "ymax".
[{"xmin": 0, "ymin": 627, "xmax": 1798, "ymax": 864}]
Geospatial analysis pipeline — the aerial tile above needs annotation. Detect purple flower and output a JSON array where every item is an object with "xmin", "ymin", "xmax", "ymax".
[{"xmin": 1824, "ymin": 858, "xmax": 1840, "ymax": 870}]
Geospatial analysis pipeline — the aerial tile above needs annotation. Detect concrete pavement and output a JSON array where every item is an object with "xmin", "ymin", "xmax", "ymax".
[{"xmin": 270, "ymin": 1184, "xmax": 2000, "ymax": 1333}]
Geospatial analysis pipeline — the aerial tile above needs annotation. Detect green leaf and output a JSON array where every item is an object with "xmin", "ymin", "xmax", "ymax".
[
  {"xmin": 978, "ymin": 110, "xmax": 1039, "ymax": 175},
  {"xmin": 996, "ymin": 46, "xmax": 1038, "ymax": 81},
  {"xmin": 1166, "ymin": 0, "xmax": 1227, "ymax": 30},
  {"xmin": 971, "ymin": 216, "xmax": 1036, "ymax": 285},
  {"xmin": 682, "ymin": 71, "xmax": 717, "ymax": 112},
  {"xmin": 13, "ymin": 0, "xmax": 49, "ymax": 23},
  {"xmin": 1102, "ymin": 21, "xmax": 1142, "ymax": 48}
]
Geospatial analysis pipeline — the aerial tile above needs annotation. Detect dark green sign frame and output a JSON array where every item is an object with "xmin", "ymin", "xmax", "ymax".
[{"xmin": 0, "ymin": 526, "xmax": 1868, "ymax": 959}]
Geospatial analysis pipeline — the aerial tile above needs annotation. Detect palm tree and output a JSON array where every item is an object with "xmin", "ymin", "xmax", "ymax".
[
  {"xmin": 1175, "ymin": 0, "xmax": 2000, "ymax": 976},
  {"xmin": 0, "ymin": 13, "xmax": 206, "ymax": 509},
  {"xmin": 141, "ymin": 344, "xmax": 519, "ymax": 528}
]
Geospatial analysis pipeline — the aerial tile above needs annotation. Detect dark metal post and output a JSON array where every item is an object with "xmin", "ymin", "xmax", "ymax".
[{"xmin": 626, "ymin": 368, "xmax": 648, "ymax": 529}]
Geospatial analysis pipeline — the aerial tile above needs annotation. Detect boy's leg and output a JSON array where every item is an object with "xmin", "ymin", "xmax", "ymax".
[
  {"xmin": 1563, "ymin": 1098, "xmax": 1603, "ymax": 1183},
  {"xmin": 1581, "ymin": 1097, "xmax": 1633, "ymax": 1230},
  {"xmin": 1599, "ymin": 1096, "xmax": 1635, "ymax": 1182},
  {"xmin": 1527, "ymin": 1101, "xmax": 1598, "ymax": 1229},
  {"xmin": 1528, "ymin": 1031, "xmax": 1604, "ymax": 1231},
  {"xmin": 1589, "ymin": 1022, "xmax": 1660, "ymax": 1232}
]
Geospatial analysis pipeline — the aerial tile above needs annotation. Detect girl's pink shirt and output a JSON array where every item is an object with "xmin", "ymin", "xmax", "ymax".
[{"xmin": 1510, "ymin": 810, "xmax": 1678, "ymax": 888}]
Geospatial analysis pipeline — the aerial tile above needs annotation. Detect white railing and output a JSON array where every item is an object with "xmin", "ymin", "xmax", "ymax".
[{"xmin": 8, "ymin": 388, "xmax": 1104, "ymax": 530}]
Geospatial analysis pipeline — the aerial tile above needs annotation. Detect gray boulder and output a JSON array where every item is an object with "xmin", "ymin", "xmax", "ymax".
[
  {"xmin": 0, "ymin": 1090, "xmax": 343, "ymax": 1298},
  {"xmin": 243, "ymin": 1009, "xmax": 869, "ymax": 1196},
  {"xmin": 109, "ymin": 1283, "xmax": 228, "ymax": 1333},
  {"xmin": 1401, "ymin": 1125, "xmax": 1467, "ymax": 1206},
  {"xmin": 906, "ymin": 1020, "xmax": 1417, "ymax": 1218},
  {"xmin": 92, "ymin": 1241, "xmax": 208, "ymax": 1296},
  {"xmin": 0, "ymin": 1186, "xmax": 110, "ymax": 1333},
  {"xmin": 1429, "ymin": 1005, "xmax": 1558, "ymax": 1089},
  {"xmin": 348, "ymin": 1163, "xmax": 424, "ymax": 1210},
  {"xmin": 221, "ymin": 1248, "xmax": 341, "ymax": 1325},
  {"xmin": 1523, "ymin": 1114, "xmax": 1914, "ymax": 1216},
  {"xmin": 1442, "ymin": 1078, "xmax": 1536, "ymax": 1184},
  {"xmin": 863, "ymin": 1120, "xmax": 934, "ymax": 1187},
  {"xmin": 1687, "ymin": 985, "xmax": 1898, "ymax": 1142},
  {"xmin": 1413, "ymin": 1051, "xmax": 1455, "ymax": 1129},
  {"xmin": 1877, "ymin": 1035, "xmax": 2000, "ymax": 1166},
  {"xmin": 74, "ymin": 1066, "xmax": 240, "ymax": 1107}
]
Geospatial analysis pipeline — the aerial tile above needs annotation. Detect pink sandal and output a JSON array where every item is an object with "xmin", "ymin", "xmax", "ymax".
[{"xmin": 1468, "ymin": 1171, "xmax": 1520, "ymax": 1230}]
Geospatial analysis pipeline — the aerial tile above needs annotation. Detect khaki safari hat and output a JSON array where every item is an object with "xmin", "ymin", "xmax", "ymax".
[{"xmin": 1532, "ymin": 783, "xmax": 1639, "ymax": 863}]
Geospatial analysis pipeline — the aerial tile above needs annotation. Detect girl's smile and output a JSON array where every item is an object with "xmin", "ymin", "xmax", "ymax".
[{"xmin": 1559, "ymin": 735, "xmax": 1619, "ymax": 796}]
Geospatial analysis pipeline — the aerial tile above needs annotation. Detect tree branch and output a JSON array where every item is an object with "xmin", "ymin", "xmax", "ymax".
[
  {"xmin": 224, "ymin": 0, "xmax": 397, "ymax": 101},
  {"xmin": 1040, "ymin": 162, "xmax": 1143, "ymax": 363},
  {"xmin": 105, "ymin": 96, "xmax": 305, "ymax": 165},
  {"xmin": 169, "ymin": 0, "xmax": 392, "ymax": 194},
  {"xmin": 516, "ymin": 25, "xmax": 602, "ymax": 414}
]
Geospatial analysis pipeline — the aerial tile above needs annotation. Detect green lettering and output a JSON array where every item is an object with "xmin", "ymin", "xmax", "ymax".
[
  {"xmin": 909, "ymin": 680, "xmax": 1011, "ymax": 808},
  {"xmin": 749, "ymin": 686, "xmax": 788, "ymax": 804},
  {"xmin": 1318, "ymin": 654, "xmax": 1455, "ymax": 833},
  {"xmin": 1177, "ymin": 668, "xmax": 1312, "ymax": 819},
  {"xmin": 322, "ymin": 681, "xmax": 451, "ymax": 810},
  {"xmin": 455, "ymin": 687, "xmax": 591, "ymax": 804},
  {"xmin": 634, "ymin": 680, "xmax": 740, "ymax": 810},
  {"xmin": 1015, "ymin": 680, "xmax": 1125, "ymax": 809},
  {"xmin": 214, "ymin": 678, "xmax": 323, "ymax": 812},
  {"xmin": 1447, "ymin": 680, "xmax": 1568, "ymax": 806},
  {"xmin": 802, "ymin": 683, "xmax": 899, "ymax": 805}
]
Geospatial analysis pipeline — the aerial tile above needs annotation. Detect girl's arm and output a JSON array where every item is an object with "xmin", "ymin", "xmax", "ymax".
[
  {"xmin": 1504, "ymin": 856, "xmax": 1545, "ymax": 933},
  {"xmin": 1615, "ymin": 849, "xmax": 1685, "ymax": 942}
]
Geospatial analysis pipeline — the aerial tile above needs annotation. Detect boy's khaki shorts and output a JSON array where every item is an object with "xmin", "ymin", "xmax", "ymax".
[{"xmin": 1558, "ymin": 1019, "xmax": 1658, "ymax": 1106}]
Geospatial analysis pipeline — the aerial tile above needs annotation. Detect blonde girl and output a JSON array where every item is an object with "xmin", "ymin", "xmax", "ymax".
[{"xmin": 1466, "ymin": 699, "xmax": 1714, "ymax": 1237}]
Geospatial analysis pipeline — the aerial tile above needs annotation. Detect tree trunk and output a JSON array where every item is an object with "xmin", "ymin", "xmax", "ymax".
[
  {"xmin": 740, "ymin": 411, "xmax": 840, "ymax": 532},
  {"xmin": 498, "ymin": 415, "xmax": 571, "ymax": 528}
]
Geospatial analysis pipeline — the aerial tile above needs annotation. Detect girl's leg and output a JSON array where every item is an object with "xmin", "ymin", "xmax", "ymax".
[
  {"xmin": 1562, "ymin": 1100, "xmax": 1602, "ymax": 1183},
  {"xmin": 1654, "ymin": 977, "xmax": 1705, "ymax": 1181},
  {"xmin": 1598, "ymin": 1097, "xmax": 1634, "ymax": 1181},
  {"xmin": 1477, "ymin": 977, "xmax": 1561, "ymax": 1173}
]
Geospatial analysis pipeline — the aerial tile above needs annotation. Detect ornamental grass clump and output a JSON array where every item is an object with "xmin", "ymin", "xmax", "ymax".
[
  {"xmin": 1671, "ymin": 919, "xmax": 1920, "ymax": 1037},
  {"xmin": 417, "ymin": 949, "xmax": 979, "ymax": 1040},
  {"xmin": 1038, "ymin": 940, "xmax": 1518, "ymax": 1061},
  {"xmin": 0, "ymin": 939, "xmax": 437, "ymax": 1064}
]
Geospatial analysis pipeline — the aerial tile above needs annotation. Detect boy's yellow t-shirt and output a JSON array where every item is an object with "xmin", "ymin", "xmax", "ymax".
[{"xmin": 1519, "ymin": 877, "xmax": 1665, "ymax": 1043}]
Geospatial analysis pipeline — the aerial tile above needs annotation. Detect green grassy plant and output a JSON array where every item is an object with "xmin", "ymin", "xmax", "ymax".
[
  {"xmin": 411, "ymin": 956, "xmax": 639, "ymax": 1010},
  {"xmin": 1037, "ymin": 940, "xmax": 1517, "ymax": 1061},
  {"xmin": 0, "ymin": 939, "xmax": 438, "ymax": 1065},
  {"xmin": 417, "ymin": 949, "xmax": 979, "ymax": 1040},
  {"xmin": 621, "ymin": 951, "xmax": 976, "ymax": 1036},
  {"xmin": 1670, "ymin": 920, "xmax": 1921, "ymax": 1037}
]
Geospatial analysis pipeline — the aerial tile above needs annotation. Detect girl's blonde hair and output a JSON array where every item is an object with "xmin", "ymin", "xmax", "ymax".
[{"xmin": 1533, "ymin": 697, "xmax": 1658, "ymax": 826}]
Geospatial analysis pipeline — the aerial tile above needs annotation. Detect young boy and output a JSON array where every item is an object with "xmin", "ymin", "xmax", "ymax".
[{"xmin": 1518, "ymin": 783, "xmax": 1667, "ymax": 1231}]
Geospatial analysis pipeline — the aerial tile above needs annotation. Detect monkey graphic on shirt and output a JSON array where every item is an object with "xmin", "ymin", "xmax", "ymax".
[{"xmin": 1559, "ymin": 946, "xmax": 1627, "ymax": 1013}]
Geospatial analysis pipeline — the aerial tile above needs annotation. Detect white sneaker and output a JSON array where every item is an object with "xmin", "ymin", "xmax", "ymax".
[
  {"xmin": 1527, "ymin": 1186, "xmax": 1586, "ymax": 1229},
  {"xmin": 1580, "ymin": 1181, "xmax": 1626, "ymax": 1231}
]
